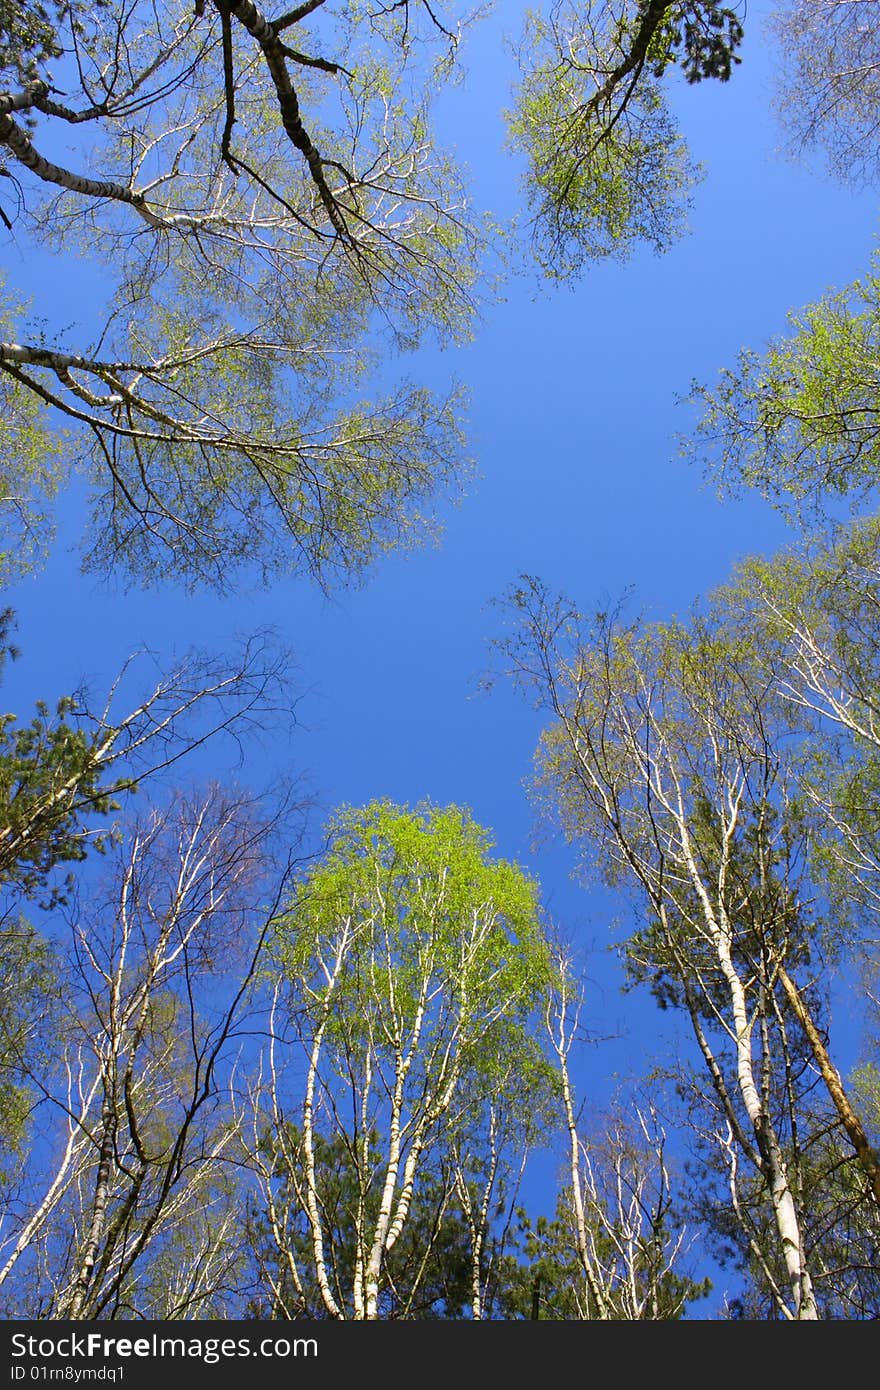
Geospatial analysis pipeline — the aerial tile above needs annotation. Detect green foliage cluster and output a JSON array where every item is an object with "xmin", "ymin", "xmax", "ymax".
[
  {"xmin": 689, "ymin": 265, "xmax": 880, "ymax": 520},
  {"xmin": 0, "ymin": 609, "xmax": 132, "ymax": 909},
  {"xmin": 278, "ymin": 799, "xmax": 552, "ymax": 1026},
  {"xmin": 0, "ymin": 697, "xmax": 125, "ymax": 901},
  {"xmin": 663, "ymin": 1, "xmax": 743, "ymax": 84},
  {"xmin": 508, "ymin": 3, "xmax": 700, "ymax": 272},
  {"xmin": 0, "ymin": 1, "xmax": 61, "ymax": 81}
]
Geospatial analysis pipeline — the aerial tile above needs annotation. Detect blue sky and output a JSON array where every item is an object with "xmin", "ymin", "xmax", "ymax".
[{"xmin": 3, "ymin": 0, "xmax": 879, "ymax": 1307}]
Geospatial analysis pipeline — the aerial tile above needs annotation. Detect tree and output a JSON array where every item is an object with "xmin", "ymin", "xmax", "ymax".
[
  {"xmin": 718, "ymin": 524, "xmax": 880, "ymax": 925},
  {"xmin": 0, "ymin": 1, "xmax": 478, "ymax": 590},
  {"xmin": 718, "ymin": 527, "xmax": 880, "ymax": 1210},
  {"xmin": 687, "ymin": 260, "xmax": 880, "ymax": 523},
  {"xmin": 770, "ymin": 0, "xmax": 880, "ymax": 187},
  {"xmin": 679, "ymin": 1045, "xmax": 880, "ymax": 1318},
  {"xmin": 506, "ymin": 0, "xmax": 743, "ymax": 272},
  {"xmin": 0, "ymin": 689, "xmax": 128, "ymax": 905},
  {"xmin": 0, "ymin": 622, "xmax": 301, "ymax": 1313},
  {"xmin": 442, "ymin": 1018, "xmax": 558, "ymax": 1320},
  {"xmin": 0, "ymin": 622, "xmax": 293, "ymax": 906},
  {"xmin": 508, "ymin": 952, "xmax": 708, "ymax": 1319},
  {"xmin": 0, "ymin": 782, "xmax": 299, "ymax": 1318},
  {"xmin": 250, "ymin": 799, "xmax": 554, "ymax": 1320},
  {"xmin": 494, "ymin": 575, "xmax": 880, "ymax": 1316},
  {"xmin": 507, "ymin": 1113, "xmax": 709, "ymax": 1319},
  {"xmin": 245, "ymin": 1126, "xmax": 476, "ymax": 1319}
]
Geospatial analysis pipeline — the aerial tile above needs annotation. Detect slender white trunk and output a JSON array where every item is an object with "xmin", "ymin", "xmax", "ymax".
[
  {"xmin": 0, "ymin": 1070, "xmax": 101, "ymax": 1288},
  {"xmin": 546, "ymin": 973, "xmax": 612, "ymax": 1320},
  {"xmin": 679, "ymin": 817, "xmax": 817, "ymax": 1320},
  {"xmin": 302, "ymin": 1017, "xmax": 342, "ymax": 1318},
  {"xmin": 717, "ymin": 935, "xmax": 816, "ymax": 1316},
  {"xmin": 63, "ymin": 1093, "xmax": 116, "ymax": 1319}
]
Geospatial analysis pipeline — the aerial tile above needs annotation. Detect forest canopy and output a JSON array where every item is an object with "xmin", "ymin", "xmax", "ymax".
[{"xmin": 1, "ymin": 0, "xmax": 880, "ymax": 1321}]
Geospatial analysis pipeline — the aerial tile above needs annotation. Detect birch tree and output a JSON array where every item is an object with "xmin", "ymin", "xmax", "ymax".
[
  {"xmin": 688, "ymin": 261, "xmax": 880, "ymax": 524},
  {"xmin": 244, "ymin": 1125, "xmax": 475, "ymax": 1318},
  {"xmin": 679, "ymin": 1040, "xmax": 880, "ymax": 1318},
  {"xmin": 0, "ymin": 625, "xmax": 299, "ymax": 1309},
  {"xmin": 725, "ymin": 523, "xmax": 880, "ymax": 922},
  {"xmin": 497, "ymin": 948, "xmax": 706, "ymax": 1320},
  {"xmin": 770, "ymin": 0, "xmax": 880, "ymax": 186},
  {"xmin": 440, "ymin": 1015, "xmax": 558, "ymax": 1320},
  {"xmin": 506, "ymin": 0, "xmax": 743, "ymax": 272},
  {"xmin": 253, "ymin": 800, "xmax": 554, "ymax": 1320},
  {"xmin": 715, "ymin": 529, "xmax": 880, "ymax": 1213},
  {"xmin": 510, "ymin": 1113, "xmax": 706, "ymax": 1319},
  {"xmin": 495, "ymin": 578, "xmax": 850, "ymax": 1317},
  {"xmin": 0, "ymin": 0, "xmax": 478, "ymax": 589},
  {"xmin": 0, "ymin": 782, "xmax": 296, "ymax": 1318}
]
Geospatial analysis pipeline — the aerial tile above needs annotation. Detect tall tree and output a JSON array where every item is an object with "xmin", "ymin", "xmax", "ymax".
[
  {"xmin": 494, "ymin": 575, "xmax": 880, "ymax": 1316},
  {"xmin": 0, "ymin": 1, "xmax": 478, "ymax": 590},
  {"xmin": 245, "ymin": 1126, "xmax": 476, "ymax": 1319},
  {"xmin": 0, "ymin": 782, "xmax": 299, "ymax": 1318},
  {"xmin": 770, "ymin": 0, "xmax": 880, "ymax": 187},
  {"xmin": 717, "ymin": 528, "xmax": 880, "ymax": 1211},
  {"xmin": 0, "ymin": 622, "xmax": 299, "ymax": 1305},
  {"xmin": 507, "ymin": 0, "xmax": 743, "ymax": 272},
  {"xmin": 688, "ymin": 262, "xmax": 880, "ymax": 524},
  {"xmin": 508, "ymin": 953, "xmax": 708, "ymax": 1319},
  {"xmin": 251, "ymin": 799, "xmax": 554, "ymax": 1320},
  {"xmin": 507, "ymin": 1111, "xmax": 708, "ymax": 1319}
]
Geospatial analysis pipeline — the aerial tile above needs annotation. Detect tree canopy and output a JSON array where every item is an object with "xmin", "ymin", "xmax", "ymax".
[
  {"xmin": 688, "ymin": 262, "xmax": 880, "ymax": 522},
  {"xmin": 262, "ymin": 800, "xmax": 555, "ymax": 1319},
  {"xmin": 0, "ymin": 0, "xmax": 828, "ymax": 590},
  {"xmin": 4, "ymin": 0, "xmax": 880, "ymax": 1325},
  {"xmin": 1, "ymin": 0, "xmax": 478, "ymax": 589}
]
